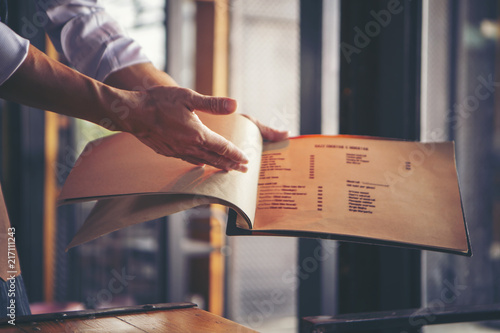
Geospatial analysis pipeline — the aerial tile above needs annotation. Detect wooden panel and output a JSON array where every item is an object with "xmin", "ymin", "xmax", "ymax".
[
  {"xmin": 194, "ymin": 0, "xmax": 230, "ymax": 317},
  {"xmin": 15, "ymin": 316, "xmax": 142, "ymax": 333},
  {"xmin": 0, "ymin": 325, "xmax": 27, "ymax": 333},
  {"xmin": 195, "ymin": 0, "xmax": 229, "ymax": 96},
  {"xmin": 117, "ymin": 308, "xmax": 257, "ymax": 333},
  {"xmin": 208, "ymin": 205, "xmax": 226, "ymax": 316},
  {"xmin": 195, "ymin": 0, "xmax": 216, "ymax": 96},
  {"xmin": 43, "ymin": 34, "xmax": 60, "ymax": 303},
  {"xmin": 0, "ymin": 306, "xmax": 256, "ymax": 333}
]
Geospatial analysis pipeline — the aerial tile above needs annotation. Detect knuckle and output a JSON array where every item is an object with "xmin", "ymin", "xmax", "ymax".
[
  {"xmin": 218, "ymin": 143, "xmax": 229, "ymax": 156},
  {"xmin": 184, "ymin": 88, "xmax": 196, "ymax": 101},
  {"xmin": 183, "ymin": 145, "xmax": 198, "ymax": 157},
  {"xmin": 210, "ymin": 98, "xmax": 219, "ymax": 112},
  {"xmin": 185, "ymin": 90, "xmax": 200, "ymax": 109},
  {"xmin": 212, "ymin": 155, "xmax": 226, "ymax": 167},
  {"xmin": 193, "ymin": 133, "xmax": 207, "ymax": 148},
  {"xmin": 162, "ymin": 87, "xmax": 191, "ymax": 108}
]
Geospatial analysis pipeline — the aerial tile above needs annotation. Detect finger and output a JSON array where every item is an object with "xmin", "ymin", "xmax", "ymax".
[
  {"xmin": 200, "ymin": 129, "xmax": 249, "ymax": 165},
  {"xmin": 185, "ymin": 148, "xmax": 248, "ymax": 173},
  {"xmin": 203, "ymin": 154, "xmax": 249, "ymax": 173},
  {"xmin": 180, "ymin": 157, "xmax": 206, "ymax": 167},
  {"xmin": 242, "ymin": 114, "xmax": 289, "ymax": 142},
  {"xmin": 139, "ymin": 135, "xmax": 207, "ymax": 167},
  {"xmin": 189, "ymin": 91, "xmax": 237, "ymax": 115},
  {"xmin": 260, "ymin": 125, "xmax": 289, "ymax": 142},
  {"xmin": 151, "ymin": 140, "xmax": 245, "ymax": 172}
]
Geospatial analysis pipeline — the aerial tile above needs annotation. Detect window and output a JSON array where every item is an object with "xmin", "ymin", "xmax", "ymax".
[
  {"xmin": 226, "ymin": 0, "xmax": 300, "ymax": 330},
  {"xmin": 422, "ymin": 0, "xmax": 500, "ymax": 331},
  {"xmin": 52, "ymin": 0, "xmax": 169, "ymax": 308},
  {"xmin": 4, "ymin": 1, "xmax": 498, "ymax": 331}
]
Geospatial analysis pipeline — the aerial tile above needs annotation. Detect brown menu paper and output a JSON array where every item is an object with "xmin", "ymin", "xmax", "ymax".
[{"xmin": 59, "ymin": 114, "xmax": 470, "ymax": 255}]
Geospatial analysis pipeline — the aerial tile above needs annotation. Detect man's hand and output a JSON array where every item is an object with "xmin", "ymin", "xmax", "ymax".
[
  {"xmin": 120, "ymin": 86, "xmax": 290, "ymax": 172},
  {"xmin": 104, "ymin": 63, "xmax": 289, "ymax": 172},
  {"xmin": 119, "ymin": 86, "xmax": 250, "ymax": 172}
]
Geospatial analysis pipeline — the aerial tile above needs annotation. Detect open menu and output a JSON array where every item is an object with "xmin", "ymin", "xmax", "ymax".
[{"xmin": 58, "ymin": 113, "xmax": 471, "ymax": 255}]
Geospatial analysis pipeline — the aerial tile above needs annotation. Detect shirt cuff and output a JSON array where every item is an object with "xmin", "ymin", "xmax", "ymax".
[{"xmin": 0, "ymin": 23, "xmax": 30, "ymax": 86}]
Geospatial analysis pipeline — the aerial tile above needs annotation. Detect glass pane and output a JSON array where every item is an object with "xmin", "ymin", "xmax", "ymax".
[
  {"xmin": 227, "ymin": 0, "xmax": 299, "ymax": 331},
  {"xmin": 422, "ymin": 0, "xmax": 500, "ymax": 331},
  {"xmin": 61, "ymin": 0, "xmax": 168, "ymax": 309},
  {"xmin": 101, "ymin": 0, "xmax": 166, "ymax": 69},
  {"xmin": 229, "ymin": 0, "xmax": 300, "ymax": 135}
]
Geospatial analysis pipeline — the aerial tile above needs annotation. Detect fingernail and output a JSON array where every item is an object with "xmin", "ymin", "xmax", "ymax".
[
  {"xmin": 241, "ymin": 151, "xmax": 250, "ymax": 163},
  {"xmin": 234, "ymin": 164, "xmax": 248, "ymax": 173},
  {"xmin": 282, "ymin": 130, "xmax": 290, "ymax": 135},
  {"xmin": 224, "ymin": 99, "xmax": 237, "ymax": 112},
  {"xmin": 229, "ymin": 162, "xmax": 247, "ymax": 173}
]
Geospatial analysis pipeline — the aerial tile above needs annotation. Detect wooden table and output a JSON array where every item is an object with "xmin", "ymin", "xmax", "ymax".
[{"xmin": 0, "ymin": 302, "xmax": 257, "ymax": 332}]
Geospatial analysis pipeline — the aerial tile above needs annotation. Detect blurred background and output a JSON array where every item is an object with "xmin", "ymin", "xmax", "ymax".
[{"xmin": 0, "ymin": 0, "xmax": 499, "ymax": 332}]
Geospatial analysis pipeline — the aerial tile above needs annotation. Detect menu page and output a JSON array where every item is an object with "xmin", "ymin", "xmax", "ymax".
[
  {"xmin": 60, "ymin": 113, "xmax": 263, "ymax": 248},
  {"xmin": 253, "ymin": 136, "xmax": 468, "ymax": 252}
]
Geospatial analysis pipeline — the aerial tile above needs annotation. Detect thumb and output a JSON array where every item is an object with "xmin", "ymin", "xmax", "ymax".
[
  {"xmin": 190, "ymin": 91, "xmax": 237, "ymax": 115},
  {"xmin": 242, "ymin": 114, "xmax": 289, "ymax": 142}
]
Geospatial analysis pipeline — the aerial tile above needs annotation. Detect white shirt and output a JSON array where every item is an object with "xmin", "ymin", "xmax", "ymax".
[
  {"xmin": 0, "ymin": 0, "xmax": 150, "ymax": 86},
  {"xmin": 0, "ymin": 22, "xmax": 29, "ymax": 85}
]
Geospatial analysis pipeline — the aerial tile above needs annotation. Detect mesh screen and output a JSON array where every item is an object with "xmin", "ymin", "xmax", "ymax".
[{"xmin": 227, "ymin": 0, "xmax": 299, "ymax": 330}]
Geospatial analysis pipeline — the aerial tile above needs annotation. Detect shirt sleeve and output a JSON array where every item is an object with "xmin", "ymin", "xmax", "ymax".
[
  {"xmin": 0, "ymin": 23, "xmax": 29, "ymax": 86},
  {"xmin": 40, "ymin": 0, "xmax": 150, "ymax": 82}
]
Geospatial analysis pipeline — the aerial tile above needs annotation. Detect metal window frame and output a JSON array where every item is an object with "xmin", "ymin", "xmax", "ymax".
[{"xmin": 298, "ymin": 0, "xmax": 423, "ymax": 323}]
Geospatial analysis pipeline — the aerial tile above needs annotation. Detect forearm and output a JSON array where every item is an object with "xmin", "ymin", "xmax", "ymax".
[
  {"xmin": 0, "ymin": 45, "xmax": 137, "ymax": 131},
  {"xmin": 104, "ymin": 62, "xmax": 178, "ymax": 90}
]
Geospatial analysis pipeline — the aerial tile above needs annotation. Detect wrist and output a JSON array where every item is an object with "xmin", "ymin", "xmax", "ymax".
[
  {"xmin": 106, "ymin": 88, "xmax": 155, "ymax": 135},
  {"xmin": 96, "ymin": 86, "xmax": 144, "ymax": 133},
  {"xmin": 104, "ymin": 62, "xmax": 178, "ymax": 91}
]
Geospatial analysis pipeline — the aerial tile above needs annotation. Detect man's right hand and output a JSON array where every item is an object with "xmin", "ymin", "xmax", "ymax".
[{"xmin": 121, "ymin": 86, "xmax": 249, "ymax": 172}]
